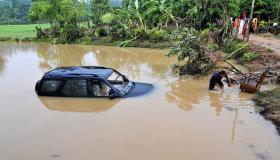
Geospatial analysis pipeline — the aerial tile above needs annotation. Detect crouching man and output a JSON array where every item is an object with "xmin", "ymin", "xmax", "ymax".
[{"xmin": 209, "ymin": 70, "xmax": 231, "ymax": 90}]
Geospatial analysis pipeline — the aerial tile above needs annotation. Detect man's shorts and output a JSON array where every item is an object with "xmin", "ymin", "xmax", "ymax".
[{"xmin": 209, "ymin": 80, "xmax": 223, "ymax": 90}]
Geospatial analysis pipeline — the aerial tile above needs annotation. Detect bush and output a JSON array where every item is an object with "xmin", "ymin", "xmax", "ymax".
[
  {"xmin": 208, "ymin": 43, "xmax": 220, "ymax": 52},
  {"xmin": 110, "ymin": 24, "xmax": 129, "ymax": 40},
  {"xmin": 258, "ymin": 20, "xmax": 268, "ymax": 32},
  {"xmin": 100, "ymin": 13, "xmax": 115, "ymax": 25},
  {"xmin": 147, "ymin": 28, "xmax": 167, "ymax": 41},
  {"xmin": 133, "ymin": 28, "xmax": 149, "ymax": 40},
  {"xmin": 242, "ymin": 52, "xmax": 258, "ymax": 62},
  {"xmin": 200, "ymin": 28, "xmax": 210, "ymax": 42},
  {"xmin": 59, "ymin": 24, "xmax": 84, "ymax": 43},
  {"xmin": 167, "ymin": 28, "xmax": 214, "ymax": 75},
  {"xmin": 222, "ymin": 38, "xmax": 249, "ymax": 58}
]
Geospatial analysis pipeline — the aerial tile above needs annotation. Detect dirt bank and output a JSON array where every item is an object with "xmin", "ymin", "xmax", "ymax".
[{"xmin": 253, "ymin": 87, "xmax": 280, "ymax": 134}]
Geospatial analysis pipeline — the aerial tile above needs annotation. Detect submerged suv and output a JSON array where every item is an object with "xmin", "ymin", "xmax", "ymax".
[{"xmin": 35, "ymin": 66, "xmax": 153, "ymax": 98}]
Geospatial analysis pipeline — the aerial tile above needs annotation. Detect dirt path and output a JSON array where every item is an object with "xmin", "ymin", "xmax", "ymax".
[{"xmin": 250, "ymin": 34, "xmax": 280, "ymax": 56}]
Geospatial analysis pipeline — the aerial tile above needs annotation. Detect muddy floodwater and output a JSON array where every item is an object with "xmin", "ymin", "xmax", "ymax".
[{"xmin": 0, "ymin": 42, "xmax": 280, "ymax": 160}]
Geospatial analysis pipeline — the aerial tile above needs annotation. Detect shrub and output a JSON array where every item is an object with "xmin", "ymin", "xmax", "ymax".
[
  {"xmin": 258, "ymin": 20, "xmax": 268, "ymax": 32},
  {"xmin": 242, "ymin": 52, "xmax": 258, "ymax": 62},
  {"xmin": 208, "ymin": 43, "xmax": 220, "ymax": 52},
  {"xmin": 147, "ymin": 28, "xmax": 167, "ymax": 41},
  {"xmin": 133, "ymin": 28, "xmax": 149, "ymax": 40},
  {"xmin": 59, "ymin": 24, "xmax": 84, "ymax": 43},
  {"xmin": 222, "ymin": 38, "xmax": 249, "ymax": 58},
  {"xmin": 200, "ymin": 28, "xmax": 210, "ymax": 42},
  {"xmin": 110, "ymin": 24, "xmax": 129, "ymax": 40},
  {"xmin": 101, "ymin": 13, "xmax": 115, "ymax": 25},
  {"xmin": 167, "ymin": 28, "xmax": 214, "ymax": 75}
]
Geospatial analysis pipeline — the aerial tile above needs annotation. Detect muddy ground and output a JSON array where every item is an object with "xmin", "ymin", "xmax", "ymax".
[
  {"xmin": 249, "ymin": 34, "xmax": 280, "ymax": 134},
  {"xmin": 253, "ymin": 88, "xmax": 280, "ymax": 134}
]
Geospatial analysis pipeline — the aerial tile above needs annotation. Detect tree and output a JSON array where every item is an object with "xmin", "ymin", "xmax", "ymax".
[
  {"xmin": 28, "ymin": 0, "xmax": 52, "ymax": 24},
  {"xmin": 143, "ymin": 0, "xmax": 175, "ymax": 28},
  {"xmin": 0, "ymin": 0, "xmax": 31, "ymax": 24},
  {"xmin": 91, "ymin": 0, "xmax": 112, "ymax": 26},
  {"xmin": 29, "ymin": 0, "xmax": 86, "ymax": 27}
]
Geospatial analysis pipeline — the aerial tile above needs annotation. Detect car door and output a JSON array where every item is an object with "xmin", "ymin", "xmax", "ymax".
[
  {"xmin": 61, "ymin": 79, "xmax": 88, "ymax": 97},
  {"xmin": 88, "ymin": 79, "xmax": 117, "ymax": 98}
]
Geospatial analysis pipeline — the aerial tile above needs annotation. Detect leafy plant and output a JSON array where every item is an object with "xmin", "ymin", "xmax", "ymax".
[
  {"xmin": 167, "ymin": 28, "xmax": 214, "ymax": 75},
  {"xmin": 147, "ymin": 28, "xmax": 167, "ymax": 41},
  {"xmin": 208, "ymin": 43, "xmax": 220, "ymax": 52},
  {"xmin": 242, "ymin": 52, "xmax": 258, "ymax": 62}
]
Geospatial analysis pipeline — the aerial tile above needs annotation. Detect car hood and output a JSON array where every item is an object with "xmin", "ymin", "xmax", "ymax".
[{"xmin": 124, "ymin": 82, "xmax": 154, "ymax": 98}]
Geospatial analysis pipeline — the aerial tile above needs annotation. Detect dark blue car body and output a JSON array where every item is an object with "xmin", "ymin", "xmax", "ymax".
[{"xmin": 35, "ymin": 66, "xmax": 153, "ymax": 98}]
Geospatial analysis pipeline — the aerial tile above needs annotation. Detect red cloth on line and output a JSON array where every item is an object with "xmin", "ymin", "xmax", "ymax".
[{"xmin": 234, "ymin": 18, "xmax": 239, "ymax": 29}]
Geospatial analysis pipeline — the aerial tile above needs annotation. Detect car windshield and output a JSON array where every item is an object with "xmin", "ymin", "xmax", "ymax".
[{"xmin": 107, "ymin": 71, "xmax": 133, "ymax": 95}]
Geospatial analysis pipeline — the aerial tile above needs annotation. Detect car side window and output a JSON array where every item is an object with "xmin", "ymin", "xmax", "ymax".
[
  {"xmin": 62, "ymin": 79, "xmax": 87, "ymax": 97},
  {"xmin": 41, "ymin": 80, "xmax": 62, "ymax": 93},
  {"xmin": 89, "ymin": 80, "xmax": 113, "ymax": 97}
]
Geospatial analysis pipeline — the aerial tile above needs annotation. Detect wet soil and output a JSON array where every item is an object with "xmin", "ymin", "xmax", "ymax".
[
  {"xmin": 246, "ymin": 34, "xmax": 280, "ymax": 134},
  {"xmin": 254, "ymin": 88, "xmax": 280, "ymax": 134},
  {"xmin": 0, "ymin": 42, "xmax": 280, "ymax": 160}
]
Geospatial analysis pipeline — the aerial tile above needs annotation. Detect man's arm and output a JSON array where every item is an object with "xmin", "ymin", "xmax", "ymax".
[{"xmin": 225, "ymin": 74, "xmax": 231, "ymax": 87}]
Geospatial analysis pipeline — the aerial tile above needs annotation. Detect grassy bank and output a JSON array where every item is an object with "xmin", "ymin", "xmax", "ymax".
[
  {"xmin": 0, "ymin": 24, "xmax": 49, "ymax": 39},
  {"xmin": 253, "ymin": 87, "xmax": 280, "ymax": 134}
]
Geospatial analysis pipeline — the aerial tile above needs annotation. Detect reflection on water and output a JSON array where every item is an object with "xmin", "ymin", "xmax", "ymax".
[
  {"xmin": 165, "ymin": 78, "xmax": 207, "ymax": 111},
  {"xmin": 39, "ymin": 97, "xmax": 121, "ymax": 113},
  {"xmin": 0, "ymin": 42, "xmax": 280, "ymax": 160}
]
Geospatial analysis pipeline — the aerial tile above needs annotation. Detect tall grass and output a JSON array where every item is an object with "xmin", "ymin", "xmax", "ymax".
[{"xmin": 0, "ymin": 24, "xmax": 49, "ymax": 39}]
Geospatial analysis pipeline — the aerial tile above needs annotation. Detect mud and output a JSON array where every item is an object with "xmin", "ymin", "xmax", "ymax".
[
  {"xmin": 0, "ymin": 42, "xmax": 280, "ymax": 160},
  {"xmin": 254, "ymin": 87, "xmax": 280, "ymax": 134}
]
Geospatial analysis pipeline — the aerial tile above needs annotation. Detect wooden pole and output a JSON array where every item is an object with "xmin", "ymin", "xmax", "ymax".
[{"xmin": 246, "ymin": 0, "xmax": 256, "ymax": 42}]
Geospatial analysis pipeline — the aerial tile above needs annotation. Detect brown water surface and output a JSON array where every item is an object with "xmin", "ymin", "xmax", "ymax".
[{"xmin": 0, "ymin": 42, "xmax": 280, "ymax": 160}]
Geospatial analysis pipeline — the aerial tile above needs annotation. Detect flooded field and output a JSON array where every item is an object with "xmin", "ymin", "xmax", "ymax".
[{"xmin": 0, "ymin": 42, "xmax": 280, "ymax": 160}]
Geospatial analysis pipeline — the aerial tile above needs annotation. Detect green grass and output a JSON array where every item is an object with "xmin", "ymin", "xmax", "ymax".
[{"xmin": 0, "ymin": 23, "xmax": 49, "ymax": 39}]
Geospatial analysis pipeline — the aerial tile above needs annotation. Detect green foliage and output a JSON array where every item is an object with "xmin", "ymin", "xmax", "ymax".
[
  {"xmin": 29, "ymin": 0, "xmax": 86, "ymax": 26},
  {"xmin": 59, "ymin": 23, "xmax": 84, "ymax": 43},
  {"xmin": 132, "ymin": 28, "xmax": 167, "ymax": 41},
  {"xmin": 28, "ymin": 0, "xmax": 86, "ymax": 42},
  {"xmin": 240, "ymin": 0, "xmax": 275, "ymax": 21},
  {"xmin": 167, "ymin": 28, "xmax": 214, "ymax": 75},
  {"xmin": 258, "ymin": 20, "xmax": 268, "ymax": 32},
  {"xmin": 91, "ymin": 0, "xmax": 112, "ymax": 26},
  {"xmin": 242, "ymin": 52, "xmax": 258, "ymax": 62},
  {"xmin": 208, "ymin": 43, "xmax": 220, "ymax": 52},
  {"xmin": 147, "ymin": 28, "xmax": 167, "ymax": 41},
  {"xmin": 133, "ymin": 28, "xmax": 149, "ymax": 39},
  {"xmin": 28, "ymin": 0, "xmax": 51, "ymax": 22},
  {"xmin": 222, "ymin": 39, "xmax": 249, "ymax": 58},
  {"xmin": 0, "ymin": 24, "xmax": 49, "ymax": 39},
  {"xmin": 0, "ymin": 0, "xmax": 31, "ymax": 24},
  {"xmin": 200, "ymin": 28, "xmax": 209, "ymax": 42},
  {"xmin": 142, "ymin": 0, "xmax": 174, "ymax": 28},
  {"xmin": 100, "ymin": 13, "xmax": 115, "ymax": 24}
]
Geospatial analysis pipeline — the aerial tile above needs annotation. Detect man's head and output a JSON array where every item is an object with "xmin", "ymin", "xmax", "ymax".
[{"xmin": 219, "ymin": 70, "xmax": 226, "ymax": 77}]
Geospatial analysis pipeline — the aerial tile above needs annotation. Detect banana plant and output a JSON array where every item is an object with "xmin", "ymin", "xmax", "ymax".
[{"xmin": 143, "ymin": 0, "xmax": 175, "ymax": 28}]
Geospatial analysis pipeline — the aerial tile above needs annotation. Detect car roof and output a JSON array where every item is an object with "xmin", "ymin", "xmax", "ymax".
[{"xmin": 44, "ymin": 66, "xmax": 114, "ymax": 79}]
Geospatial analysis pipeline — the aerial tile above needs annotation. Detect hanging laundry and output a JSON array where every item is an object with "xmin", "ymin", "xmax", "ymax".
[
  {"xmin": 234, "ymin": 17, "xmax": 240, "ymax": 29},
  {"xmin": 252, "ymin": 18, "xmax": 258, "ymax": 31},
  {"xmin": 239, "ymin": 19, "xmax": 244, "ymax": 34}
]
